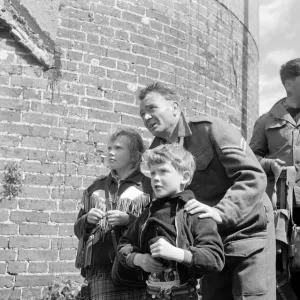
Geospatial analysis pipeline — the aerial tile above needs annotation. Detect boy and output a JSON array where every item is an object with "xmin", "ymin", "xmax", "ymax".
[
  {"xmin": 115, "ymin": 144, "xmax": 225, "ymax": 300},
  {"xmin": 74, "ymin": 129, "xmax": 152, "ymax": 300}
]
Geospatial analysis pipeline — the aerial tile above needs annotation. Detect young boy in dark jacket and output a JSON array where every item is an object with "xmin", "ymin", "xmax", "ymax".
[
  {"xmin": 115, "ymin": 144, "xmax": 225, "ymax": 300},
  {"xmin": 74, "ymin": 129, "xmax": 152, "ymax": 300}
]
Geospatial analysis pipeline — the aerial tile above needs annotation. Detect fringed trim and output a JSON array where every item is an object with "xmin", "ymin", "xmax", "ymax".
[{"xmin": 116, "ymin": 193, "xmax": 150, "ymax": 217}]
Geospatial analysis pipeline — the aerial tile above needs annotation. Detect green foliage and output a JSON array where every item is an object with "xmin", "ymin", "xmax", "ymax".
[
  {"xmin": 2, "ymin": 162, "xmax": 23, "ymax": 201},
  {"xmin": 38, "ymin": 279, "xmax": 88, "ymax": 300}
]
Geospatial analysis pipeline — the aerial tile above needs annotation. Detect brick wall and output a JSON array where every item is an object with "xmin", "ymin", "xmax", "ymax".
[{"xmin": 0, "ymin": 0, "xmax": 258, "ymax": 298}]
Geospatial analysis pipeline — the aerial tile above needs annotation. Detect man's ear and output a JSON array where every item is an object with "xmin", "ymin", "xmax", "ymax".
[
  {"xmin": 285, "ymin": 79, "xmax": 294, "ymax": 93},
  {"xmin": 181, "ymin": 171, "xmax": 191, "ymax": 186},
  {"xmin": 172, "ymin": 101, "xmax": 180, "ymax": 116}
]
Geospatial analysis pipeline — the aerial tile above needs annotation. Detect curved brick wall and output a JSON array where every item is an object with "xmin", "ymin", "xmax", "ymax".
[{"xmin": 0, "ymin": 0, "xmax": 258, "ymax": 298}]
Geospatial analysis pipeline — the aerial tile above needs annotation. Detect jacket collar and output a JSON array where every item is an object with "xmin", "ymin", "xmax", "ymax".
[
  {"xmin": 269, "ymin": 98, "xmax": 296, "ymax": 125},
  {"xmin": 152, "ymin": 190, "xmax": 195, "ymax": 204},
  {"xmin": 150, "ymin": 113, "xmax": 192, "ymax": 148},
  {"xmin": 107, "ymin": 166, "xmax": 144, "ymax": 187}
]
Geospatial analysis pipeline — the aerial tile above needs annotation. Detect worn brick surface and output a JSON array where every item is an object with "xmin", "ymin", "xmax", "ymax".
[{"xmin": 0, "ymin": 0, "xmax": 258, "ymax": 297}]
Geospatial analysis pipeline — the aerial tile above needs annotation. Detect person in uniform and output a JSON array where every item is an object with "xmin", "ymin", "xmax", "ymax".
[
  {"xmin": 250, "ymin": 58, "xmax": 300, "ymax": 299},
  {"xmin": 138, "ymin": 82, "xmax": 276, "ymax": 300}
]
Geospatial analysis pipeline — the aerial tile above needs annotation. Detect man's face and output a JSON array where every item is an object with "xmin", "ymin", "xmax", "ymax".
[
  {"xmin": 286, "ymin": 76, "xmax": 300, "ymax": 99},
  {"xmin": 139, "ymin": 92, "xmax": 178, "ymax": 138}
]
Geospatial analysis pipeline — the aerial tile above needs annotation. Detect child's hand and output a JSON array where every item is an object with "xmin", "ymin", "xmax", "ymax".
[
  {"xmin": 133, "ymin": 253, "xmax": 164, "ymax": 273},
  {"xmin": 150, "ymin": 238, "xmax": 184, "ymax": 262},
  {"xmin": 106, "ymin": 210, "xmax": 129, "ymax": 226},
  {"xmin": 87, "ymin": 208, "xmax": 106, "ymax": 224},
  {"xmin": 184, "ymin": 199, "xmax": 222, "ymax": 224}
]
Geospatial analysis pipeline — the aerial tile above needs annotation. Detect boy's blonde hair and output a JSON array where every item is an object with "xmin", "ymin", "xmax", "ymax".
[
  {"xmin": 109, "ymin": 128, "xmax": 145, "ymax": 167},
  {"xmin": 144, "ymin": 144, "xmax": 196, "ymax": 185}
]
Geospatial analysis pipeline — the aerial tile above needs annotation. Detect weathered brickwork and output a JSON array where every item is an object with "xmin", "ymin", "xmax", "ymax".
[{"xmin": 0, "ymin": 0, "xmax": 258, "ymax": 298}]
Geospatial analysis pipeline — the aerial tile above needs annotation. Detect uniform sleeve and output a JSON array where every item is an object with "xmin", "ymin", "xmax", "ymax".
[
  {"xmin": 249, "ymin": 117, "xmax": 273, "ymax": 173},
  {"xmin": 210, "ymin": 119, "xmax": 268, "ymax": 228},
  {"xmin": 185, "ymin": 217, "xmax": 224, "ymax": 275}
]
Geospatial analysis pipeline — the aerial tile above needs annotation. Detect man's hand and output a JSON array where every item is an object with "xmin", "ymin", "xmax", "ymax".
[
  {"xmin": 150, "ymin": 238, "xmax": 184, "ymax": 262},
  {"xmin": 87, "ymin": 208, "xmax": 106, "ymax": 224},
  {"xmin": 106, "ymin": 210, "xmax": 130, "ymax": 226},
  {"xmin": 184, "ymin": 199, "xmax": 222, "ymax": 224},
  {"xmin": 270, "ymin": 158, "xmax": 286, "ymax": 175},
  {"xmin": 133, "ymin": 253, "xmax": 164, "ymax": 273}
]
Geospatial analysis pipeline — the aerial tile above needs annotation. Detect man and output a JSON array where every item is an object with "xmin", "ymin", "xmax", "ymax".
[
  {"xmin": 138, "ymin": 82, "xmax": 276, "ymax": 300},
  {"xmin": 250, "ymin": 58, "xmax": 300, "ymax": 298}
]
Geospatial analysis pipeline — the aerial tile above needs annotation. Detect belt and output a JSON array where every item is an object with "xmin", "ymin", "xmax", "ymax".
[{"xmin": 146, "ymin": 284, "xmax": 196, "ymax": 300}]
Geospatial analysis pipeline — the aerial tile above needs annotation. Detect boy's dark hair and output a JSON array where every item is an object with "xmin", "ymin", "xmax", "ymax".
[
  {"xmin": 109, "ymin": 128, "xmax": 145, "ymax": 167},
  {"xmin": 280, "ymin": 58, "xmax": 300, "ymax": 86},
  {"xmin": 138, "ymin": 82, "xmax": 179, "ymax": 102},
  {"xmin": 144, "ymin": 144, "xmax": 196, "ymax": 185}
]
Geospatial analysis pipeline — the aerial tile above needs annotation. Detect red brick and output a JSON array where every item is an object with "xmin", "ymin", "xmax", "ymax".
[
  {"xmin": 10, "ymin": 211, "xmax": 49, "ymax": 223},
  {"xmin": 0, "ymin": 250, "xmax": 17, "ymax": 261},
  {"xmin": 59, "ymin": 225, "xmax": 74, "ymax": 236},
  {"xmin": 0, "ymin": 263, "xmax": 6, "ymax": 274},
  {"xmin": 0, "ymin": 135, "xmax": 19, "ymax": 147},
  {"xmin": 91, "ymin": 3, "xmax": 121, "ymax": 17},
  {"xmin": 60, "ymin": 18, "xmax": 82, "ymax": 30},
  {"xmin": 51, "ymin": 237, "xmax": 78, "ymax": 249},
  {"xmin": 88, "ymin": 131, "xmax": 107, "ymax": 143},
  {"xmin": 94, "ymin": 122, "xmax": 111, "ymax": 133},
  {"xmin": 0, "ymin": 111, "xmax": 21, "ymax": 122},
  {"xmin": 59, "ymin": 249, "xmax": 76, "ymax": 260},
  {"xmin": 59, "ymin": 82, "xmax": 85, "ymax": 95},
  {"xmin": 28, "ymin": 262, "xmax": 48, "ymax": 274},
  {"xmin": 50, "ymin": 212, "xmax": 77, "ymax": 223},
  {"xmin": 59, "ymin": 163, "xmax": 77, "ymax": 175},
  {"xmin": 9, "ymin": 237, "xmax": 49, "ymax": 249},
  {"xmin": 31, "ymin": 102, "xmax": 68, "ymax": 116},
  {"xmin": 0, "ymin": 209, "xmax": 9, "ymax": 222},
  {"xmin": 59, "ymin": 117, "xmax": 94, "ymax": 130},
  {"xmin": 121, "ymin": 115, "xmax": 144, "ymax": 127},
  {"xmin": 87, "ymin": 33, "xmax": 99, "ymax": 44},
  {"xmin": 57, "ymin": 28, "xmax": 86, "ymax": 42},
  {"xmin": 47, "ymin": 151, "xmax": 66, "ymax": 163},
  {"xmin": 21, "ymin": 161, "xmax": 59, "ymax": 174},
  {"xmin": 27, "ymin": 149, "xmax": 48, "ymax": 162},
  {"xmin": 18, "ymin": 250, "xmax": 58, "ymax": 261},
  {"xmin": 22, "ymin": 137, "xmax": 59, "ymax": 150},
  {"xmin": 49, "ymin": 262, "xmax": 77, "ymax": 273},
  {"xmin": 21, "ymin": 287, "xmax": 42, "ymax": 300},
  {"xmin": 106, "ymin": 49, "xmax": 135, "ymax": 63},
  {"xmin": 80, "ymin": 97, "xmax": 113, "ymax": 111},
  {"xmin": 18, "ymin": 199, "xmax": 57, "ymax": 211},
  {"xmin": 23, "ymin": 89, "xmax": 42, "ymax": 100},
  {"xmin": 77, "ymin": 165, "xmax": 108, "ymax": 177},
  {"xmin": 0, "ymin": 87, "xmax": 22, "ymax": 98},
  {"xmin": 114, "ymin": 102, "xmax": 139, "ymax": 115},
  {"xmin": 44, "ymin": 93, "xmax": 79, "ymax": 106},
  {"xmin": 0, "ymin": 238, "xmax": 8, "ymax": 248},
  {"xmin": 11, "ymin": 76, "xmax": 48, "ymax": 89},
  {"xmin": 21, "ymin": 186, "xmax": 50, "ymax": 199},
  {"xmin": 59, "ymin": 200, "xmax": 77, "ymax": 211},
  {"xmin": 0, "ymin": 276, "xmax": 14, "ymax": 288},
  {"xmin": 88, "ymin": 109, "xmax": 120, "ymax": 123},
  {"xmin": 15, "ymin": 274, "xmax": 55, "ymax": 287},
  {"xmin": 67, "ymin": 129, "xmax": 88, "ymax": 142},
  {"xmin": 65, "ymin": 50, "xmax": 83, "ymax": 62},
  {"xmin": 0, "ymin": 225, "xmax": 18, "ymax": 235},
  {"xmin": 51, "ymin": 188, "xmax": 82, "ymax": 200},
  {"xmin": 64, "ymin": 176, "xmax": 82, "ymax": 188},
  {"xmin": 0, "ymin": 198, "xmax": 17, "ymax": 209},
  {"xmin": 110, "ymin": 18, "xmax": 138, "ymax": 33},
  {"xmin": 61, "ymin": 141, "xmax": 94, "ymax": 153},
  {"xmin": 7, "ymin": 262, "xmax": 27, "ymax": 274},
  {"xmin": 22, "ymin": 113, "xmax": 58, "ymax": 126},
  {"xmin": 20, "ymin": 224, "xmax": 58, "ymax": 235}
]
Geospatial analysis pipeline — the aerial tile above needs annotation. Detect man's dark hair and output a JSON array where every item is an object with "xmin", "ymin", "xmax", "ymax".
[
  {"xmin": 138, "ymin": 82, "xmax": 179, "ymax": 102},
  {"xmin": 280, "ymin": 58, "xmax": 300, "ymax": 86}
]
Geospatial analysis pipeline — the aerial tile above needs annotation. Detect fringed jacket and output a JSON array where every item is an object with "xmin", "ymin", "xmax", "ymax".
[{"xmin": 74, "ymin": 167, "xmax": 152, "ymax": 278}]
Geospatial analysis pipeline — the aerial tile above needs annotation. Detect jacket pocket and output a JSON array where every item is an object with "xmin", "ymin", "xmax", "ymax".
[
  {"xmin": 192, "ymin": 144, "xmax": 213, "ymax": 170},
  {"xmin": 224, "ymin": 237, "xmax": 266, "ymax": 257}
]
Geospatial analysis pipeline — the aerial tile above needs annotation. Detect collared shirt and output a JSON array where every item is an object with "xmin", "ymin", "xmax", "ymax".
[{"xmin": 250, "ymin": 98, "xmax": 300, "ymax": 171}]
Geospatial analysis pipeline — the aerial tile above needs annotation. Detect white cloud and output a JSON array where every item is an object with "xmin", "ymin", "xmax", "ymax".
[
  {"xmin": 259, "ymin": 74, "xmax": 281, "ymax": 92},
  {"xmin": 260, "ymin": 0, "xmax": 296, "ymax": 37},
  {"xmin": 259, "ymin": 90, "xmax": 286, "ymax": 115},
  {"xmin": 265, "ymin": 49, "xmax": 298, "ymax": 67}
]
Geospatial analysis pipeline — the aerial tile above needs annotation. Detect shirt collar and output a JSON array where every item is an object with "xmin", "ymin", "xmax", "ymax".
[
  {"xmin": 149, "ymin": 113, "xmax": 192, "ymax": 148},
  {"xmin": 270, "ymin": 98, "xmax": 296, "ymax": 125},
  {"xmin": 109, "ymin": 165, "xmax": 143, "ymax": 185}
]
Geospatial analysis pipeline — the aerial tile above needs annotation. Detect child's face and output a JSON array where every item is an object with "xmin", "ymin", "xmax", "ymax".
[
  {"xmin": 149, "ymin": 162, "xmax": 185, "ymax": 198},
  {"xmin": 107, "ymin": 135, "xmax": 132, "ymax": 171}
]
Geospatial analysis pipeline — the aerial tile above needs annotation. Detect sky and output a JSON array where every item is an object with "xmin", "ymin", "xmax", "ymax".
[{"xmin": 259, "ymin": 0, "xmax": 300, "ymax": 115}]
